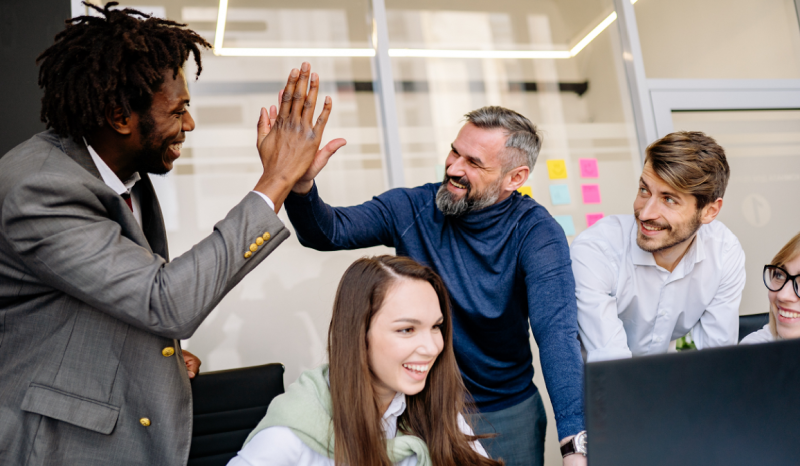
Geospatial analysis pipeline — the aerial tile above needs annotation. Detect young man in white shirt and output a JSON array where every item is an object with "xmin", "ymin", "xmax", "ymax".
[{"xmin": 571, "ymin": 131, "xmax": 746, "ymax": 362}]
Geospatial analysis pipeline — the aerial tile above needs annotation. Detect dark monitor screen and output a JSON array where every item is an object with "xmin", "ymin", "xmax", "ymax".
[{"xmin": 585, "ymin": 338, "xmax": 800, "ymax": 466}]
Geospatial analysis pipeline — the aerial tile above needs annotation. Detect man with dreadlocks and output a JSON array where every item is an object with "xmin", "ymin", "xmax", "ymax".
[{"xmin": 0, "ymin": 3, "xmax": 344, "ymax": 465}]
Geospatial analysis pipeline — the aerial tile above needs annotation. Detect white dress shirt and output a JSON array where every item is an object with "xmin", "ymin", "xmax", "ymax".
[
  {"xmin": 87, "ymin": 144, "xmax": 143, "ymax": 227},
  {"xmin": 739, "ymin": 323, "xmax": 776, "ymax": 345},
  {"xmin": 227, "ymin": 391, "xmax": 487, "ymax": 466},
  {"xmin": 571, "ymin": 214, "xmax": 746, "ymax": 362},
  {"xmin": 86, "ymin": 144, "xmax": 275, "ymax": 218}
]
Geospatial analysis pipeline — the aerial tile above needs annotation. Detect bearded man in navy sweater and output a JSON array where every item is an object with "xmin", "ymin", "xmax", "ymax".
[{"xmin": 284, "ymin": 106, "xmax": 586, "ymax": 466}]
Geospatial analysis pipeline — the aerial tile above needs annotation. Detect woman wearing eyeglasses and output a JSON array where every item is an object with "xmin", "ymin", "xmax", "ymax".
[{"xmin": 740, "ymin": 232, "xmax": 800, "ymax": 344}]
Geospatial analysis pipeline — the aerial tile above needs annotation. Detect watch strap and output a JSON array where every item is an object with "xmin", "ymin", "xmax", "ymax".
[{"xmin": 560, "ymin": 440, "xmax": 577, "ymax": 457}]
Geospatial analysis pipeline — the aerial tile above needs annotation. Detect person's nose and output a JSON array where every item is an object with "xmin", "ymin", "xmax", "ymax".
[
  {"xmin": 777, "ymin": 278, "xmax": 799, "ymax": 303},
  {"xmin": 417, "ymin": 330, "xmax": 443, "ymax": 359},
  {"xmin": 183, "ymin": 110, "xmax": 196, "ymax": 132},
  {"xmin": 637, "ymin": 196, "xmax": 659, "ymax": 221},
  {"xmin": 446, "ymin": 155, "xmax": 465, "ymax": 179}
]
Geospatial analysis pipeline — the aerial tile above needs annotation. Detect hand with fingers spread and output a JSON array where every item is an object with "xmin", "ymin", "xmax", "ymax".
[{"xmin": 253, "ymin": 62, "xmax": 345, "ymax": 211}]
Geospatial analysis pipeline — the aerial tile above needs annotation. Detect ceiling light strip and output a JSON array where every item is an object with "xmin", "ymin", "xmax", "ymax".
[
  {"xmin": 213, "ymin": 0, "xmax": 228, "ymax": 51},
  {"xmin": 215, "ymin": 47, "xmax": 376, "ymax": 57},
  {"xmin": 213, "ymin": 0, "xmax": 640, "ymax": 59}
]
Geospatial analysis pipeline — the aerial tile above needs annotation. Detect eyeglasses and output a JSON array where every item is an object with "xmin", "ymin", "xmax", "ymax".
[{"xmin": 763, "ymin": 265, "xmax": 800, "ymax": 299}]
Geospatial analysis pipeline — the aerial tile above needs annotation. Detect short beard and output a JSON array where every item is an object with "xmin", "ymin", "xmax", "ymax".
[
  {"xmin": 435, "ymin": 174, "xmax": 503, "ymax": 217},
  {"xmin": 135, "ymin": 110, "xmax": 171, "ymax": 175},
  {"xmin": 635, "ymin": 209, "xmax": 703, "ymax": 253}
]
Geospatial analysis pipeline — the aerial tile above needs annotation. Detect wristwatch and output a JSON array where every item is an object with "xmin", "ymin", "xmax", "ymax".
[{"xmin": 560, "ymin": 430, "xmax": 587, "ymax": 458}]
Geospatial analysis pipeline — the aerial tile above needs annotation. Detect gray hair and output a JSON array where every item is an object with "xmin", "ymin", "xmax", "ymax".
[{"xmin": 464, "ymin": 106, "xmax": 541, "ymax": 173}]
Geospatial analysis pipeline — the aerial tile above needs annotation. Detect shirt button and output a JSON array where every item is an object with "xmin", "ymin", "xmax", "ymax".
[
  {"xmin": 244, "ymin": 251, "xmax": 252, "ymax": 259},
  {"xmin": 256, "ymin": 237, "xmax": 264, "ymax": 246},
  {"xmin": 162, "ymin": 347, "xmax": 175, "ymax": 357},
  {"xmin": 263, "ymin": 232, "xmax": 271, "ymax": 241},
  {"xmin": 653, "ymin": 336, "xmax": 662, "ymax": 342},
  {"xmin": 249, "ymin": 243, "xmax": 258, "ymax": 252},
  {"xmin": 140, "ymin": 418, "xmax": 151, "ymax": 427}
]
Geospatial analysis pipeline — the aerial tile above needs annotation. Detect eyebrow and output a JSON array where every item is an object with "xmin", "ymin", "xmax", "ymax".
[
  {"xmin": 393, "ymin": 317, "xmax": 444, "ymax": 325},
  {"xmin": 640, "ymin": 177, "xmax": 680, "ymax": 199},
  {"xmin": 451, "ymin": 143, "xmax": 484, "ymax": 167}
]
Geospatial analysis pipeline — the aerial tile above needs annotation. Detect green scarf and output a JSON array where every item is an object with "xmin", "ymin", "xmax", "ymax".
[{"xmin": 243, "ymin": 364, "xmax": 432, "ymax": 466}]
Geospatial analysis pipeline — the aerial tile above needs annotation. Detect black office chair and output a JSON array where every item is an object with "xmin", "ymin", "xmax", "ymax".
[
  {"xmin": 188, "ymin": 363, "xmax": 285, "ymax": 466},
  {"xmin": 738, "ymin": 312, "xmax": 769, "ymax": 342}
]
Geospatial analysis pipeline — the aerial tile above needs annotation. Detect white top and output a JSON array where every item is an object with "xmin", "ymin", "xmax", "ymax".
[
  {"xmin": 740, "ymin": 323, "xmax": 776, "ymax": 345},
  {"xmin": 571, "ymin": 215, "xmax": 746, "ymax": 362},
  {"xmin": 227, "ymin": 392, "xmax": 488, "ymax": 466},
  {"xmin": 86, "ymin": 144, "xmax": 274, "ymax": 218}
]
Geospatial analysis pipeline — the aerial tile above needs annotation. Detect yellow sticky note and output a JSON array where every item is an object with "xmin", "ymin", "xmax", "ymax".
[
  {"xmin": 547, "ymin": 159, "xmax": 568, "ymax": 180},
  {"xmin": 517, "ymin": 186, "xmax": 533, "ymax": 198}
]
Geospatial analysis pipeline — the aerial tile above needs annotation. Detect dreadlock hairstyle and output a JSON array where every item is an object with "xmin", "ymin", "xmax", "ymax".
[{"xmin": 37, "ymin": 1, "xmax": 211, "ymax": 141}]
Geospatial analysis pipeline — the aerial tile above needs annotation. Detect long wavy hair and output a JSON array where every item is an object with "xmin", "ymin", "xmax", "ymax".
[
  {"xmin": 768, "ymin": 231, "xmax": 800, "ymax": 337},
  {"xmin": 327, "ymin": 255, "xmax": 503, "ymax": 466}
]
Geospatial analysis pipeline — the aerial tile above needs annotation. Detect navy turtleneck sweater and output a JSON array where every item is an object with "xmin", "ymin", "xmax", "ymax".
[{"xmin": 285, "ymin": 182, "xmax": 584, "ymax": 439}]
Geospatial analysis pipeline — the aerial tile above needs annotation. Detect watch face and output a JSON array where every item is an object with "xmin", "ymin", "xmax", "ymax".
[{"xmin": 576, "ymin": 431, "xmax": 588, "ymax": 454}]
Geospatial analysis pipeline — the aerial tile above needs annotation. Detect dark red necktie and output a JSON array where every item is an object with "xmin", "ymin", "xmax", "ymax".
[{"xmin": 121, "ymin": 193, "xmax": 133, "ymax": 212}]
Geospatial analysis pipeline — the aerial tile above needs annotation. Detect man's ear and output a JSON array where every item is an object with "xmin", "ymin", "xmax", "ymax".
[
  {"xmin": 700, "ymin": 198, "xmax": 723, "ymax": 224},
  {"xmin": 105, "ymin": 105, "xmax": 134, "ymax": 135},
  {"xmin": 505, "ymin": 166, "xmax": 530, "ymax": 192}
]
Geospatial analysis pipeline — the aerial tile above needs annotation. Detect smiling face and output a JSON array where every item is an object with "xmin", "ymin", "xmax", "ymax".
[
  {"xmin": 770, "ymin": 255, "xmax": 800, "ymax": 339},
  {"xmin": 633, "ymin": 162, "xmax": 706, "ymax": 253},
  {"xmin": 366, "ymin": 278, "xmax": 444, "ymax": 408},
  {"xmin": 131, "ymin": 68, "xmax": 194, "ymax": 175},
  {"xmin": 435, "ymin": 123, "xmax": 510, "ymax": 216}
]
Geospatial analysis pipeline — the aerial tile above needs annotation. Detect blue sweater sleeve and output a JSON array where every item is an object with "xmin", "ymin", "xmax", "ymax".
[
  {"xmin": 520, "ymin": 215, "xmax": 586, "ymax": 440},
  {"xmin": 284, "ymin": 182, "xmax": 396, "ymax": 250}
]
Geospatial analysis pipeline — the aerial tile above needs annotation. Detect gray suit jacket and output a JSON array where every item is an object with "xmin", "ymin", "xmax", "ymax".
[{"xmin": 0, "ymin": 131, "xmax": 289, "ymax": 465}]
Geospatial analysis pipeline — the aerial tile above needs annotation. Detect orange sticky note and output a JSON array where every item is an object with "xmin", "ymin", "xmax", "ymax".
[
  {"xmin": 517, "ymin": 186, "xmax": 533, "ymax": 198},
  {"xmin": 546, "ymin": 159, "xmax": 568, "ymax": 180}
]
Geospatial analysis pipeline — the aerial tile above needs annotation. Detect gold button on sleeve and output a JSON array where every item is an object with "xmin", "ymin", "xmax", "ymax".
[
  {"xmin": 249, "ymin": 244, "xmax": 258, "ymax": 252},
  {"xmin": 161, "ymin": 347, "xmax": 175, "ymax": 357},
  {"xmin": 244, "ymin": 251, "xmax": 252, "ymax": 259},
  {"xmin": 262, "ymin": 232, "xmax": 271, "ymax": 241},
  {"xmin": 140, "ymin": 418, "xmax": 151, "ymax": 427},
  {"xmin": 256, "ymin": 237, "xmax": 264, "ymax": 246}
]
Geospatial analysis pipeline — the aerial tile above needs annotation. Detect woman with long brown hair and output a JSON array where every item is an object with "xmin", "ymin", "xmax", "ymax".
[
  {"xmin": 741, "ymin": 231, "xmax": 800, "ymax": 344},
  {"xmin": 228, "ymin": 255, "xmax": 503, "ymax": 465}
]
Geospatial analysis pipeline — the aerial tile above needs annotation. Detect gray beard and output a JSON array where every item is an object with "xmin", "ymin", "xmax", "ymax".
[{"xmin": 435, "ymin": 177, "xmax": 502, "ymax": 217}]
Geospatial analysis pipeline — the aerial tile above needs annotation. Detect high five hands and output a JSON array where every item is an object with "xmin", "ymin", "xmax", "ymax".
[{"xmin": 253, "ymin": 62, "xmax": 347, "ymax": 211}]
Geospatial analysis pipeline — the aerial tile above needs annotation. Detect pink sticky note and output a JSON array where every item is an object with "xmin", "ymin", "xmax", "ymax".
[
  {"xmin": 582, "ymin": 184, "xmax": 601, "ymax": 204},
  {"xmin": 579, "ymin": 158, "xmax": 599, "ymax": 178},
  {"xmin": 586, "ymin": 213, "xmax": 604, "ymax": 227}
]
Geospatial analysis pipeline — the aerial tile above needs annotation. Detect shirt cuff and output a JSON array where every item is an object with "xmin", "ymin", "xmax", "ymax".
[{"xmin": 250, "ymin": 191, "xmax": 275, "ymax": 212}]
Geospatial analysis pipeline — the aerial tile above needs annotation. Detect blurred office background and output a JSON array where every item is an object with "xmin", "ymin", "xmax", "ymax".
[{"xmin": 2, "ymin": 0, "xmax": 799, "ymax": 463}]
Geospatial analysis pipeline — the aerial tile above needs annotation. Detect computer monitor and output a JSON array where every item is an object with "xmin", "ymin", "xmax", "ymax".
[{"xmin": 584, "ymin": 338, "xmax": 800, "ymax": 466}]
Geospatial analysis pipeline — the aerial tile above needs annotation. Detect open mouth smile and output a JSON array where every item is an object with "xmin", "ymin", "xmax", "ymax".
[{"xmin": 449, "ymin": 179, "xmax": 466, "ymax": 189}]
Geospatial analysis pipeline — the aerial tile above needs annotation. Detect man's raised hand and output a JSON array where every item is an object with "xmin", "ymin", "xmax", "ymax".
[{"xmin": 253, "ymin": 62, "xmax": 341, "ymax": 211}]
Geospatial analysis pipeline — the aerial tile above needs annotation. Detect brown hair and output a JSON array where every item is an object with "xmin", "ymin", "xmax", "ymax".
[
  {"xmin": 644, "ymin": 131, "xmax": 730, "ymax": 209},
  {"xmin": 767, "ymin": 232, "xmax": 800, "ymax": 337},
  {"xmin": 328, "ymin": 255, "xmax": 502, "ymax": 466}
]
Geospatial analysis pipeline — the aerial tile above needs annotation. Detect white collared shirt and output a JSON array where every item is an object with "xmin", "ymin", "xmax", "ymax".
[
  {"xmin": 571, "ymin": 214, "xmax": 746, "ymax": 362},
  {"xmin": 87, "ymin": 144, "xmax": 143, "ymax": 227},
  {"xmin": 86, "ymin": 144, "xmax": 275, "ymax": 220},
  {"xmin": 227, "ymin": 391, "xmax": 487, "ymax": 466},
  {"xmin": 740, "ymin": 323, "xmax": 776, "ymax": 345}
]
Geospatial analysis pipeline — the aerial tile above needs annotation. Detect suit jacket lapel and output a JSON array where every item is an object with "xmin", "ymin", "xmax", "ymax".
[
  {"xmin": 136, "ymin": 173, "xmax": 170, "ymax": 261},
  {"xmin": 56, "ymin": 133, "xmax": 163, "ymax": 257},
  {"xmin": 58, "ymin": 134, "xmax": 103, "ymax": 181}
]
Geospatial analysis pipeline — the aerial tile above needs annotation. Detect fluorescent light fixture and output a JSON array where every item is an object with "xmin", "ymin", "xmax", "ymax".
[
  {"xmin": 213, "ymin": 0, "xmax": 639, "ymax": 59},
  {"xmin": 213, "ymin": 0, "xmax": 228, "ymax": 52},
  {"xmin": 389, "ymin": 49, "xmax": 571, "ymax": 59},
  {"xmin": 215, "ymin": 48, "xmax": 376, "ymax": 57},
  {"xmin": 569, "ymin": 12, "xmax": 617, "ymax": 56}
]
